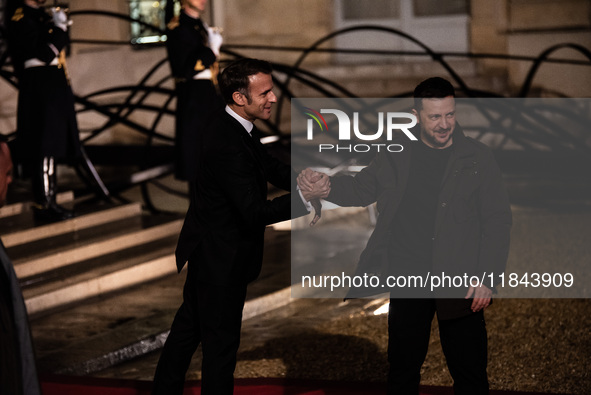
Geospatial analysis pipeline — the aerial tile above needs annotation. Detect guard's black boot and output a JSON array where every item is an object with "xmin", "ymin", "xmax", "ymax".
[{"xmin": 32, "ymin": 157, "xmax": 74, "ymax": 222}]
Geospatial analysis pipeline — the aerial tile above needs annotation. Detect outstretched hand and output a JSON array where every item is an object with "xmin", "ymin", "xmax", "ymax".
[{"xmin": 297, "ymin": 168, "xmax": 331, "ymax": 226}]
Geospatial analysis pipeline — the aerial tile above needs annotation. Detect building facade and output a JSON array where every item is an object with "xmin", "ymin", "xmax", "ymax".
[{"xmin": 1, "ymin": 0, "xmax": 589, "ymax": 140}]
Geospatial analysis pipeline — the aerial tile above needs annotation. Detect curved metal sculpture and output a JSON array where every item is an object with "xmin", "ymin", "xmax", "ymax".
[
  {"xmin": 519, "ymin": 43, "xmax": 591, "ymax": 97},
  {"xmin": 0, "ymin": 8, "xmax": 590, "ymax": 211}
]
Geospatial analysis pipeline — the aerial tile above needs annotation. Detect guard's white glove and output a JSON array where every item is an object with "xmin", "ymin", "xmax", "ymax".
[
  {"xmin": 207, "ymin": 27, "xmax": 223, "ymax": 56},
  {"xmin": 51, "ymin": 8, "xmax": 71, "ymax": 31}
]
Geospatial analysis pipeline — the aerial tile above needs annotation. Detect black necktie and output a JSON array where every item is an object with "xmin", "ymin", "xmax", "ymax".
[{"xmin": 250, "ymin": 125, "xmax": 261, "ymax": 141}]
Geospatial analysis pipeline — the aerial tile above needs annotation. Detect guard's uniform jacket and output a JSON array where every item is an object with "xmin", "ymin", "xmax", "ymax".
[
  {"xmin": 7, "ymin": 5, "xmax": 81, "ymax": 163},
  {"xmin": 166, "ymin": 12, "xmax": 222, "ymax": 181}
]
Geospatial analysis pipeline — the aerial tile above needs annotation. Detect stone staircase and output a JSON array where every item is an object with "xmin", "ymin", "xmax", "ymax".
[
  {"xmin": 0, "ymin": 188, "xmax": 297, "ymax": 376},
  {"xmin": 0, "ymin": 194, "xmax": 183, "ymax": 317}
]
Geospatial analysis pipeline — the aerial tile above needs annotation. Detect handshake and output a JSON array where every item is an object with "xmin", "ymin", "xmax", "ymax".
[{"xmin": 297, "ymin": 168, "xmax": 331, "ymax": 226}]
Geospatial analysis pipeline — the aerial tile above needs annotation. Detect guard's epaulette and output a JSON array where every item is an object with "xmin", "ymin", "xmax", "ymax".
[
  {"xmin": 167, "ymin": 16, "xmax": 180, "ymax": 30},
  {"xmin": 11, "ymin": 7, "xmax": 24, "ymax": 22}
]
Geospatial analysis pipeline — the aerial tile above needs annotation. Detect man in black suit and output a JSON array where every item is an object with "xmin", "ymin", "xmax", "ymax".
[{"xmin": 152, "ymin": 58, "xmax": 330, "ymax": 395}]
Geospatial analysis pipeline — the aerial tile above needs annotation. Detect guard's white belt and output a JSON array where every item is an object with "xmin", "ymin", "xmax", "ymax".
[
  {"xmin": 193, "ymin": 68, "xmax": 213, "ymax": 80},
  {"xmin": 24, "ymin": 57, "xmax": 59, "ymax": 68}
]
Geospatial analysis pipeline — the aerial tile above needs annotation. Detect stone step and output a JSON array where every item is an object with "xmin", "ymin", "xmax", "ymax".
[
  {"xmin": 7, "ymin": 215, "xmax": 144, "ymax": 264},
  {"xmin": 13, "ymin": 219, "xmax": 183, "ymax": 279},
  {"xmin": 0, "ymin": 202, "xmax": 143, "ymax": 248},
  {"xmin": 0, "ymin": 190, "xmax": 198, "ymax": 372},
  {"xmin": 29, "ymin": 228, "xmax": 294, "ymax": 375},
  {"xmin": 23, "ymin": 236, "xmax": 179, "ymax": 316},
  {"xmin": 0, "ymin": 190, "xmax": 186, "ymax": 331}
]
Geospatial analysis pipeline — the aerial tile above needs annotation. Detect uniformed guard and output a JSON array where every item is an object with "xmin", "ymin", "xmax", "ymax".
[
  {"xmin": 166, "ymin": 0, "xmax": 224, "ymax": 182},
  {"xmin": 7, "ymin": 0, "xmax": 78, "ymax": 221}
]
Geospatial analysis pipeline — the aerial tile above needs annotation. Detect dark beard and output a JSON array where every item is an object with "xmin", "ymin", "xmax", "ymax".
[{"xmin": 422, "ymin": 130, "xmax": 452, "ymax": 149}]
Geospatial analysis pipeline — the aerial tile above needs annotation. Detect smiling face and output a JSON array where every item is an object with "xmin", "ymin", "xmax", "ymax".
[
  {"xmin": 233, "ymin": 72, "xmax": 277, "ymax": 122},
  {"xmin": 413, "ymin": 96, "xmax": 456, "ymax": 149}
]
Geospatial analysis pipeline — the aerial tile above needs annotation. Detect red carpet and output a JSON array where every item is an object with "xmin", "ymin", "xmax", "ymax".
[{"xmin": 40, "ymin": 375, "xmax": 558, "ymax": 395}]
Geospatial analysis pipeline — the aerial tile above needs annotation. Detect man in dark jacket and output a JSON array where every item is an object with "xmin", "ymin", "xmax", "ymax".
[
  {"xmin": 299, "ymin": 77, "xmax": 512, "ymax": 394},
  {"xmin": 152, "ymin": 58, "xmax": 328, "ymax": 395}
]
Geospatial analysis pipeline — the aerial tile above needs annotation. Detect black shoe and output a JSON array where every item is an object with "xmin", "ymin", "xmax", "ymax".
[{"xmin": 32, "ymin": 203, "xmax": 74, "ymax": 223}]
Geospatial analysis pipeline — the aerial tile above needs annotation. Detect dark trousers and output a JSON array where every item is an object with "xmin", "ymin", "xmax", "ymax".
[
  {"xmin": 387, "ymin": 299, "xmax": 489, "ymax": 395},
  {"xmin": 152, "ymin": 267, "xmax": 247, "ymax": 395},
  {"xmin": 1, "ymin": 268, "xmax": 23, "ymax": 395}
]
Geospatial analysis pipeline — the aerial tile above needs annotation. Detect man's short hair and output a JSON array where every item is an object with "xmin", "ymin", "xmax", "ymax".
[
  {"xmin": 413, "ymin": 77, "xmax": 455, "ymax": 111},
  {"xmin": 219, "ymin": 58, "xmax": 273, "ymax": 105}
]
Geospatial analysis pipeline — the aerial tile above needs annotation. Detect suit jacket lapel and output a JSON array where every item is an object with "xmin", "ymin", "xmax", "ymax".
[
  {"xmin": 223, "ymin": 113, "xmax": 267, "ymax": 191},
  {"xmin": 223, "ymin": 113, "xmax": 260, "ymax": 162},
  {"xmin": 241, "ymin": 127, "xmax": 266, "ymax": 174}
]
